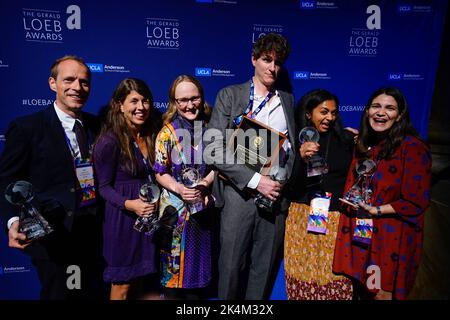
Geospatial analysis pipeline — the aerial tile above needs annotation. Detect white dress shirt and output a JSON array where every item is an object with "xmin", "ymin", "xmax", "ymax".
[{"xmin": 246, "ymin": 91, "xmax": 291, "ymax": 189}]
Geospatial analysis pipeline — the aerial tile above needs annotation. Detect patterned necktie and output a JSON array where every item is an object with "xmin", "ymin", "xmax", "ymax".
[{"xmin": 73, "ymin": 120, "xmax": 89, "ymax": 159}]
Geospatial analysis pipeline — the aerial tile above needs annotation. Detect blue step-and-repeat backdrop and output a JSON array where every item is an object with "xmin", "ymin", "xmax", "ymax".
[{"xmin": 0, "ymin": 0, "xmax": 447, "ymax": 299}]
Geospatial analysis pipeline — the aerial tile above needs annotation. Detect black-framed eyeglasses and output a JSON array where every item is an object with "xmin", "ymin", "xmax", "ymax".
[{"xmin": 175, "ymin": 96, "xmax": 201, "ymax": 107}]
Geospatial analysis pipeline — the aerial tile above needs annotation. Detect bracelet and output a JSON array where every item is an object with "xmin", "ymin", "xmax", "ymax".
[{"xmin": 376, "ymin": 206, "xmax": 382, "ymax": 217}]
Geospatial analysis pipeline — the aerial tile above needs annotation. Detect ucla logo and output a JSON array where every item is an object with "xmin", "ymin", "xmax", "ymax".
[
  {"xmin": 195, "ymin": 68, "xmax": 212, "ymax": 77},
  {"xmin": 294, "ymin": 71, "xmax": 310, "ymax": 80},
  {"xmin": 388, "ymin": 73, "xmax": 402, "ymax": 80},
  {"xmin": 300, "ymin": 1, "xmax": 316, "ymax": 9},
  {"xmin": 87, "ymin": 63, "xmax": 103, "ymax": 72},
  {"xmin": 398, "ymin": 5, "xmax": 412, "ymax": 12}
]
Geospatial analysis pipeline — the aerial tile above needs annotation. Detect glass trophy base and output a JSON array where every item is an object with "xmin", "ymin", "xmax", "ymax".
[
  {"xmin": 187, "ymin": 201, "xmax": 205, "ymax": 215},
  {"xmin": 19, "ymin": 217, "xmax": 53, "ymax": 242},
  {"xmin": 254, "ymin": 193, "xmax": 275, "ymax": 211}
]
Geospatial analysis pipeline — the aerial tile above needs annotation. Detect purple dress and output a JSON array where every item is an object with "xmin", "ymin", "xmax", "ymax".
[{"xmin": 93, "ymin": 132, "xmax": 157, "ymax": 282}]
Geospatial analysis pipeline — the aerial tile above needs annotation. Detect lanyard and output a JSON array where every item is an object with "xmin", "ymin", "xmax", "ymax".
[
  {"xmin": 244, "ymin": 79, "xmax": 274, "ymax": 119},
  {"xmin": 133, "ymin": 141, "xmax": 153, "ymax": 183},
  {"xmin": 234, "ymin": 80, "xmax": 274, "ymax": 127}
]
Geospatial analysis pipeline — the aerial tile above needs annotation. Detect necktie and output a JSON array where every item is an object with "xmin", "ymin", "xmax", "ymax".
[{"xmin": 73, "ymin": 120, "xmax": 89, "ymax": 159}]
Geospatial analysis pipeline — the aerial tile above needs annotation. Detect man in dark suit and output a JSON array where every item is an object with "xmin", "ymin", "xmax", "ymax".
[
  {"xmin": 0, "ymin": 55, "xmax": 104, "ymax": 299},
  {"xmin": 206, "ymin": 33, "xmax": 296, "ymax": 299}
]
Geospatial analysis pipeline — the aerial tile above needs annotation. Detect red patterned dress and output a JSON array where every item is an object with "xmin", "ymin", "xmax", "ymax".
[{"xmin": 333, "ymin": 136, "xmax": 431, "ymax": 299}]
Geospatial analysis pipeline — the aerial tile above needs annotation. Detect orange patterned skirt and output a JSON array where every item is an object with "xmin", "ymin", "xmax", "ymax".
[{"xmin": 284, "ymin": 202, "xmax": 352, "ymax": 300}]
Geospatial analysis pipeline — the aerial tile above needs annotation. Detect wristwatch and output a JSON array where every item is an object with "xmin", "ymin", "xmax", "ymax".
[{"xmin": 376, "ymin": 206, "xmax": 382, "ymax": 217}]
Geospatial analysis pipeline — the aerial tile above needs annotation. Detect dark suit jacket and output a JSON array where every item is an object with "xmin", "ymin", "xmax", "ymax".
[
  {"xmin": 0, "ymin": 106, "xmax": 100, "ymax": 234},
  {"xmin": 206, "ymin": 80, "xmax": 297, "ymax": 211}
]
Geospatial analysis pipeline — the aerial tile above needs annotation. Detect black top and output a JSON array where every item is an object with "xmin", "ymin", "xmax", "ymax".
[{"xmin": 287, "ymin": 130, "xmax": 354, "ymax": 211}]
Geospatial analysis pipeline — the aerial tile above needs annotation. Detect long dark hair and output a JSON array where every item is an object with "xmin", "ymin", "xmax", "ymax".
[
  {"xmin": 357, "ymin": 87, "xmax": 421, "ymax": 160},
  {"xmin": 295, "ymin": 88, "xmax": 351, "ymax": 144},
  {"xmin": 98, "ymin": 78, "xmax": 158, "ymax": 175}
]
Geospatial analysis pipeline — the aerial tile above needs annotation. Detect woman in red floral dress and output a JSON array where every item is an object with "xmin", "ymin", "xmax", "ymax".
[{"xmin": 333, "ymin": 87, "xmax": 431, "ymax": 300}]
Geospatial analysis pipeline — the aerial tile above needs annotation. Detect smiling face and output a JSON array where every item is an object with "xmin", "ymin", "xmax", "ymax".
[
  {"xmin": 307, "ymin": 100, "xmax": 337, "ymax": 133},
  {"xmin": 175, "ymin": 81, "xmax": 202, "ymax": 121},
  {"xmin": 367, "ymin": 93, "xmax": 401, "ymax": 133},
  {"xmin": 120, "ymin": 90, "xmax": 151, "ymax": 129},
  {"xmin": 49, "ymin": 59, "xmax": 90, "ymax": 117}
]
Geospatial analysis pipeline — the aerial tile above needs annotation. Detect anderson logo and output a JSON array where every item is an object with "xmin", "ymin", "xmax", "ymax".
[
  {"xmin": 195, "ymin": 68, "xmax": 211, "ymax": 77},
  {"xmin": 87, "ymin": 63, "xmax": 103, "ymax": 72},
  {"xmin": 87, "ymin": 63, "xmax": 130, "ymax": 73},
  {"xmin": 397, "ymin": 5, "xmax": 412, "ymax": 12},
  {"xmin": 1, "ymin": 266, "xmax": 31, "ymax": 274},
  {"xmin": 294, "ymin": 71, "xmax": 331, "ymax": 80},
  {"xmin": 195, "ymin": 67, "xmax": 235, "ymax": 77},
  {"xmin": 294, "ymin": 71, "xmax": 310, "ymax": 79},
  {"xmin": 388, "ymin": 73, "xmax": 424, "ymax": 81},
  {"xmin": 388, "ymin": 73, "xmax": 402, "ymax": 80},
  {"xmin": 300, "ymin": 1, "xmax": 316, "ymax": 9},
  {"xmin": 398, "ymin": 4, "xmax": 432, "ymax": 13}
]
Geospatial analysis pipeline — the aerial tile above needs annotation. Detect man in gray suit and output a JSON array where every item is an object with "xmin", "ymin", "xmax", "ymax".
[{"xmin": 206, "ymin": 33, "xmax": 296, "ymax": 299}]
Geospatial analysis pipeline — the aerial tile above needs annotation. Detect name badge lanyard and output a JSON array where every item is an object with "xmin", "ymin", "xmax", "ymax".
[
  {"xmin": 133, "ymin": 141, "xmax": 154, "ymax": 184},
  {"xmin": 306, "ymin": 134, "xmax": 332, "ymax": 234},
  {"xmin": 234, "ymin": 79, "xmax": 274, "ymax": 126},
  {"xmin": 63, "ymin": 130, "xmax": 96, "ymax": 206},
  {"xmin": 352, "ymin": 157, "xmax": 380, "ymax": 244}
]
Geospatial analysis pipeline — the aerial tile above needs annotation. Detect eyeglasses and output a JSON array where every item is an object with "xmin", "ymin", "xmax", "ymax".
[{"xmin": 175, "ymin": 96, "xmax": 201, "ymax": 107}]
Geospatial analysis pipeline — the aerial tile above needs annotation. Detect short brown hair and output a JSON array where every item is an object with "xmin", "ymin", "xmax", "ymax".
[
  {"xmin": 49, "ymin": 55, "xmax": 91, "ymax": 79},
  {"xmin": 252, "ymin": 33, "xmax": 291, "ymax": 65}
]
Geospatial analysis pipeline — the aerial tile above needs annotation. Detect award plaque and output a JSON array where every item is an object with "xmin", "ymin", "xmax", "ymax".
[
  {"xmin": 254, "ymin": 165, "xmax": 288, "ymax": 211},
  {"xmin": 134, "ymin": 182, "xmax": 161, "ymax": 235},
  {"xmin": 340, "ymin": 159, "xmax": 377, "ymax": 208},
  {"xmin": 5, "ymin": 181, "xmax": 53, "ymax": 242},
  {"xmin": 229, "ymin": 116, "xmax": 287, "ymax": 176},
  {"xmin": 299, "ymin": 126, "xmax": 328, "ymax": 177}
]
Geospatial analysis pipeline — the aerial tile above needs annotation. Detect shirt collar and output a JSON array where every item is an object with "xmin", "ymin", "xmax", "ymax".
[{"xmin": 53, "ymin": 102, "xmax": 81, "ymax": 129}]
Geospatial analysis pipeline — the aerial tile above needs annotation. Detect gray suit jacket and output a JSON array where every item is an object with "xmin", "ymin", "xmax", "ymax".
[{"xmin": 206, "ymin": 80, "xmax": 296, "ymax": 211}]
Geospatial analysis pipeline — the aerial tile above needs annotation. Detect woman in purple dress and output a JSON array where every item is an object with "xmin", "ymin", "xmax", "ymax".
[
  {"xmin": 154, "ymin": 75, "xmax": 215, "ymax": 299},
  {"xmin": 93, "ymin": 78, "xmax": 160, "ymax": 300}
]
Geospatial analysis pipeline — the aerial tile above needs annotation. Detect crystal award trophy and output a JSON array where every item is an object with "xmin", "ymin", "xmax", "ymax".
[
  {"xmin": 5, "ymin": 181, "xmax": 53, "ymax": 242},
  {"xmin": 340, "ymin": 159, "xmax": 377, "ymax": 208},
  {"xmin": 299, "ymin": 127, "xmax": 328, "ymax": 177},
  {"xmin": 180, "ymin": 167, "xmax": 205, "ymax": 214},
  {"xmin": 134, "ymin": 182, "xmax": 161, "ymax": 235},
  {"xmin": 254, "ymin": 165, "xmax": 288, "ymax": 211}
]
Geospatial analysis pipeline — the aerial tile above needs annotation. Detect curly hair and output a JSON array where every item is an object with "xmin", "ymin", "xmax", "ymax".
[{"xmin": 252, "ymin": 33, "xmax": 291, "ymax": 65}]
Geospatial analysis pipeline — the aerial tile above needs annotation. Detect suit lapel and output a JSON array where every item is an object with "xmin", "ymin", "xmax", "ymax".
[
  {"xmin": 278, "ymin": 91, "xmax": 295, "ymax": 146},
  {"xmin": 235, "ymin": 80, "xmax": 252, "ymax": 118}
]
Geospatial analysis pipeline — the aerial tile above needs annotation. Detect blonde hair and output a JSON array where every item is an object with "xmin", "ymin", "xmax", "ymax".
[{"xmin": 163, "ymin": 75, "xmax": 211, "ymax": 124}]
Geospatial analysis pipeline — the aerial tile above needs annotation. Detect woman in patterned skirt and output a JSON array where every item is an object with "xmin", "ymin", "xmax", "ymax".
[{"xmin": 285, "ymin": 89, "xmax": 354, "ymax": 299}]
